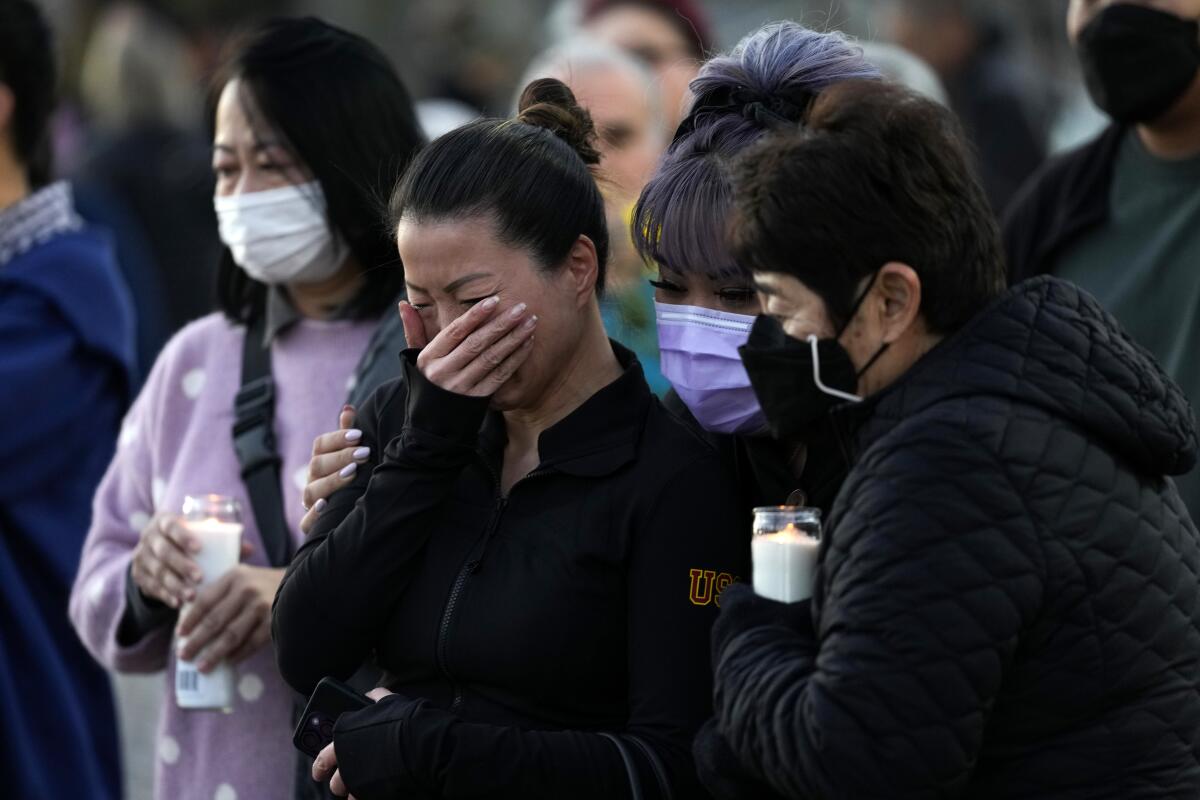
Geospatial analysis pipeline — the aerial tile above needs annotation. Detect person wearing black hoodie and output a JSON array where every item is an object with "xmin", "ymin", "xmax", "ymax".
[{"xmin": 697, "ymin": 79, "xmax": 1200, "ymax": 798}]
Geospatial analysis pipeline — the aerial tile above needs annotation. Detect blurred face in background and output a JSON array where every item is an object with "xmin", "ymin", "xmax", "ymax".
[
  {"xmin": 885, "ymin": 2, "xmax": 976, "ymax": 78},
  {"xmin": 584, "ymin": 5, "xmax": 700, "ymax": 128},
  {"xmin": 1068, "ymin": 0, "xmax": 1200, "ymax": 40},
  {"xmin": 566, "ymin": 64, "xmax": 663, "ymax": 201},
  {"xmin": 541, "ymin": 55, "xmax": 664, "ymax": 288}
]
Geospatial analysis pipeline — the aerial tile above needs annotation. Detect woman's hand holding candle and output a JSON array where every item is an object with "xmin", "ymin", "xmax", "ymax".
[
  {"xmin": 175, "ymin": 564, "xmax": 284, "ymax": 671},
  {"xmin": 131, "ymin": 514, "xmax": 255, "ymax": 609},
  {"xmin": 130, "ymin": 513, "xmax": 202, "ymax": 609}
]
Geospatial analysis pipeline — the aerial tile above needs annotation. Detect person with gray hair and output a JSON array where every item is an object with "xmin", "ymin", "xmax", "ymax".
[
  {"xmin": 520, "ymin": 36, "xmax": 665, "ymax": 200},
  {"xmin": 519, "ymin": 35, "xmax": 672, "ymax": 393}
]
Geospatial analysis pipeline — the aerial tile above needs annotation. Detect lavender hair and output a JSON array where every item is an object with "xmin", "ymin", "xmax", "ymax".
[{"xmin": 632, "ymin": 21, "xmax": 881, "ymax": 280}]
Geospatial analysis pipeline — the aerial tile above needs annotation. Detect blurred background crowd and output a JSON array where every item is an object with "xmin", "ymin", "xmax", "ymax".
[
  {"xmin": 38, "ymin": 0, "xmax": 1099, "ymax": 391},
  {"xmin": 12, "ymin": 1, "xmax": 1124, "ymax": 797}
]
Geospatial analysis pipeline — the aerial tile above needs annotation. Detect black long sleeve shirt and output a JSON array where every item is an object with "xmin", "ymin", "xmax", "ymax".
[{"xmin": 272, "ymin": 345, "xmax": 748, "ymax": 799}]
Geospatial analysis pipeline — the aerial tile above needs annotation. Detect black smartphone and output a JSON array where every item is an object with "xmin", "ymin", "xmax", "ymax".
[{"xmin": 293, "ymin": 677, "xmax": 374, "ymax": 758}]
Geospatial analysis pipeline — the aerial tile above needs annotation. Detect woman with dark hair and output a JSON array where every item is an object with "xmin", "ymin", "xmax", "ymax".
[
  {"xmin": 69, "ymin": 18, "xmax": 423, "ymax": 800},
  {"xmin": 272, "ymin": 78, "xmax": 746, "ymax": 800},
  {"xmin": 300, "ymin": 22, "xmax": 881, "ymax": 527}
]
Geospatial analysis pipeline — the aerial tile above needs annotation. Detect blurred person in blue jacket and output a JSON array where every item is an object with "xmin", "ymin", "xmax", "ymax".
[{"xmin": 0, "ymin": 1, "xmax": 135, "ymax": 797}]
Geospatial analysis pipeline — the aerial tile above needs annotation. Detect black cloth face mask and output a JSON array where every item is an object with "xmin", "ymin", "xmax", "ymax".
[
  {"xmin": 738, "ymin": 278, "xmax": 888, "ymax": 442},
  {"xmin": 1077, "ymin": 4, "xmax": 1200, "ymax": 124}
]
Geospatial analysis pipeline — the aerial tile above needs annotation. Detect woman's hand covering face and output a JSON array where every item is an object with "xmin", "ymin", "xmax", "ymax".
[{"xmin": 399, "ymin": 296, "xmax": 538, "ymax": 397}]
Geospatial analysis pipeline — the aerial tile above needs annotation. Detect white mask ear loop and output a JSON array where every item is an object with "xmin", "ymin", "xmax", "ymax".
[{"xmin": 807, "ymin": 334, "xmax": 863, "ymax": 403}]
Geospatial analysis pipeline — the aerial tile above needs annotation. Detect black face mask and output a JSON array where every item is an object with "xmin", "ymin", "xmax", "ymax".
[
  {"xmin": 738, "ymin": 278, "xmax": 888, "ymax": 442},
  {"xmin": 1077, "ymin": 4, "xmax": 1200, "ymax": 124},
  {"xmin": 738, "ymin": 316, "xmax": 860, "ymax": 441}
]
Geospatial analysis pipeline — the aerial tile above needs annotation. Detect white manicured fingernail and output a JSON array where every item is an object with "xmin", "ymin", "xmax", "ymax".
[
  {"xmin": 313, "ymin": 498, "xmax": 327, "ymax": 514},
  {"xmin": 509, "ymin": 303, "xmax": 527, "ymax": 318},
  {"xmin": 523, "ymin": 315, "xmax": 538, "ymax": 329},
  {"xmin": 483, "ymin": 295, "xmax": 500, "ymax": 308},
  {"xmin": 345, "ymin": 429, "xmax": 363, "ymax": 443},
  {"xmin": 339, "ymin": 463, "xmax": 358, "ymax": 479},
  {"xmin": 353, "ymin": 447, "xmax": 370, "ymax": 460}
]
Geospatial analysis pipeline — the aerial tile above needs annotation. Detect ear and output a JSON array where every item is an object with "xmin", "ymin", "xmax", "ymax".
[
  {"xmin": 562, "ymin": 234, "xmax": 600, "ymax": 308},
  {"xmin": 873, "ymin": 261, "xmax": 923, "ymax": 345}
]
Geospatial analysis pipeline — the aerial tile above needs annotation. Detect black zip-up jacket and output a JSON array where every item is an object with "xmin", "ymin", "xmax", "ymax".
[
  {"xmin": 272, "ymin": 343, "xmax": 748, "ymax": 799},
  {"xmin": 1002, "ymin": 124, "xmax": 1126, "ymax": 284}
]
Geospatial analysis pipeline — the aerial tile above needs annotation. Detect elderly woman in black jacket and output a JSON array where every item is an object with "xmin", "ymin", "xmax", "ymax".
[{"xmin": 698, "ymin": 79, "xmax": 1200, "ymax": 799}]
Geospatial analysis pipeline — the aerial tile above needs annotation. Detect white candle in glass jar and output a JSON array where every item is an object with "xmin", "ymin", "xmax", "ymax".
[
  {"xmin": 185, "ymin": 518, "xmax": 242, "ymax": 586},
  {"xmin": 175, "ymin": 515, "xmax": 242, "ymax": 711},
  {"xmin": 752, "ymin": 523, "xmax": 820, "ymax": 603}
]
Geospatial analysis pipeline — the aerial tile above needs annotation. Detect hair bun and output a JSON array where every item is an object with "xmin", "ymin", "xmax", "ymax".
[{"xmin": 516, "ymin": 77, "xmax": 601, "ymax": 166}]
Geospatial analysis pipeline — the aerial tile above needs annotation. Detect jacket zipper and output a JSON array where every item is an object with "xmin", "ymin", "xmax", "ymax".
[{"xmin": 437, "ymin": 457, "xmax": 551, "ymax": 711}]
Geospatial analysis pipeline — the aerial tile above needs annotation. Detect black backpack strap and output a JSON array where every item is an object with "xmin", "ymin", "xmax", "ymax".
[{"xmin": 233, "ymin": 315, "xmax": 292, "ymax": 568}]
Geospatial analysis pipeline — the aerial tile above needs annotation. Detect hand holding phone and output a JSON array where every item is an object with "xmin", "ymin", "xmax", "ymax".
[{"xmin": 293, "ymin": 677, "xmax": 374, "ymax": 758}]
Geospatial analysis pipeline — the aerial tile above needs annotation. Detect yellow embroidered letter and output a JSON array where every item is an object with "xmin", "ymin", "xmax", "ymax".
[
  {"xmin": 689, "ymin": 569, "xmax": 717, "ymax": 606},
  {"xmin": 713, "ymin": 573, "xmax": 734, "ymax": 607}
]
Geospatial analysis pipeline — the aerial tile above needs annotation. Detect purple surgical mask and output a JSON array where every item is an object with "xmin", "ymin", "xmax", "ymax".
[{"xmin": 656, "ymin": 302, "xmax": 767, "ymax": 435}]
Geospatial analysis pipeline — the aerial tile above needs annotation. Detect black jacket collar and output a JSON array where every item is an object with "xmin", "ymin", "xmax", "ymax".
[{"xmin": 478, "ymin": 341, "xmax": 652, "ymax": 478}]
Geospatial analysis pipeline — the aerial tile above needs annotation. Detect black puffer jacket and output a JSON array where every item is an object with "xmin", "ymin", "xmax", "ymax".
[{"xmin": 705, "ymin": 277, "xmax": 1200, "ymax": 798}]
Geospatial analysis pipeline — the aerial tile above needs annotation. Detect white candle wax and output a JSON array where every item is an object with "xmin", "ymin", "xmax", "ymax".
[
  {"xmin": 752, "ymin": 525, "xmax": 820, "ymax": 603},
  {"xmin": 184, "ymin": 518, "xmax": 242, "ymax": 587},
  {"xmin": 175, "ymin": 517, "xmax": 242, "ymax": 711}
]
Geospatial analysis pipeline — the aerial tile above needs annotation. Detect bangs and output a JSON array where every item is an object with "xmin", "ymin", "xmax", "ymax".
[{"xmin": 632, "ymin": 153, "xmax": 747, "ymax": 281}]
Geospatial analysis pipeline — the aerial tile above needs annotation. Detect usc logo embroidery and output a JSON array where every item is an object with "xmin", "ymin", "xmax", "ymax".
[{"xmin": 689, "ymin": 569, "xmax": 738, "ymax": 607}]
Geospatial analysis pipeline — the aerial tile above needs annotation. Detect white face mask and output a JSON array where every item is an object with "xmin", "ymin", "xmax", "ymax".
[{"xmin": 214, "ymin": 181, "xmax": 348, "ymax": 285}]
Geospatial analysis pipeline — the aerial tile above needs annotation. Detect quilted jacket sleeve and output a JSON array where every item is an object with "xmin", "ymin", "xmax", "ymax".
[{"xmin": 712, "ymin": 418, "xmax": 1047, "ymax": 799}]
